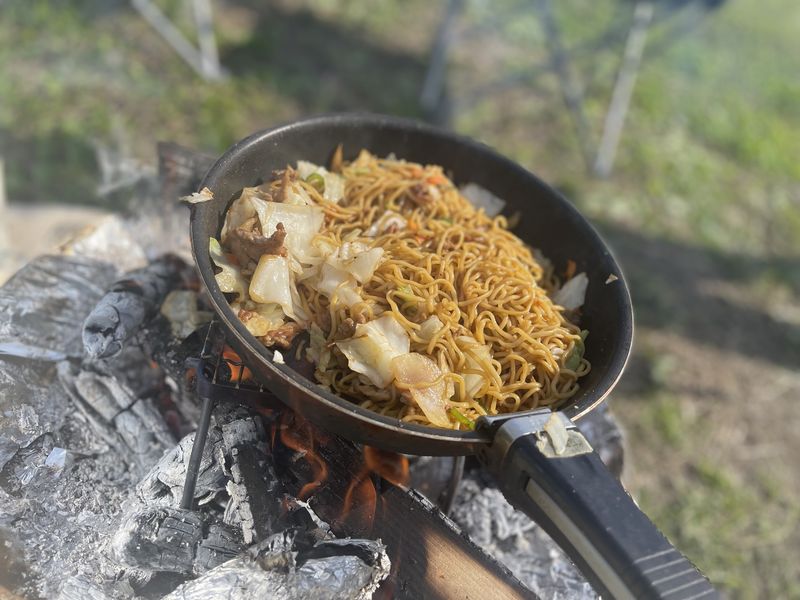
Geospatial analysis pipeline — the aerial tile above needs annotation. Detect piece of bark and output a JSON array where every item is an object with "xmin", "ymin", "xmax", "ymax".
[{"xmin": 82, "ymin": 254, "xmax": 188, "ymax": 360}]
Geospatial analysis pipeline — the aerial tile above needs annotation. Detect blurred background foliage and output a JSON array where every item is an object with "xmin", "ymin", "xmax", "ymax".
[{"xmin": 0, "ymin": 1, "xmax": 798, "ymax": 597}]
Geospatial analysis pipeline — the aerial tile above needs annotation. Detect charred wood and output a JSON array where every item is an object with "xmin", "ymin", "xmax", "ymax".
[{"xmin": 82, "ymin": 254, "xmax": 190, "ymax": 361}]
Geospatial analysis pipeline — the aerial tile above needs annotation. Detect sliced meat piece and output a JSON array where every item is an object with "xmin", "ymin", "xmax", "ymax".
[
  {"xmin": 336, "ymin": 317, "xmax": 356, "ymax": 339},
  {"xmin": 408, "ymin": 183, "xmax": 441, "ymax": 207},
  {"xmin": 260, "ymin": 321, "xmax": 304, "ymax": 350},
  {"xmin": 224, "ymin": 220, "xmax": 287, "ymax": 272}
]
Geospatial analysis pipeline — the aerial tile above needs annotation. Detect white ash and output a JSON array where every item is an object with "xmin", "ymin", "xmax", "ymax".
[{"xmin": 451, "ymin": 476, "xmax": 597, "ymax": 600}]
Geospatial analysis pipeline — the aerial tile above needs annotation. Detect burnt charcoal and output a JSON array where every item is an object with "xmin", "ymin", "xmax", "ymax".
[
  {"xmin": 216, "ymin": 405, "xmax": 282, "ymax": 544},
  {"xmin": 141, "ymin": 317, "xmax": 213, "ymax": 430},
  {"xmin": 111, "ymin": 506, "xmax": 205, "ymax": 574},
  {"xmin": 218, "ymin": 407, "xmax": 267, "ymax": 453},
  {"xmin": 0, "ymin": 255, "xmax": 117, "ymax": 360},
  {"xmin": 194, "ymin": 523, "xmax": 245, "ymax": 575},
  {"xmin": 136, "ymin": 427, "xmax": 227, "ymax": 507},
  {"xmin": 57, "ymin": 361, "xmax": 173, "ymax": 471},
  {"xmin": 82, "ymin": 254, "xmax": 189, "ymax": 360},
  {"xmin": 224, "ymin": 444, "xmax": 284, "ymax": 544},
  {"xmin": 284, "ymin": 499, "xmax": 331, "ymax": 543}
]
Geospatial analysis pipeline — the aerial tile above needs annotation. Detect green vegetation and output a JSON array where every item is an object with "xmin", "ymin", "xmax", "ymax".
[{"xmin": 1, "ymin": 1, "xmax": 798, "ymax": 597}]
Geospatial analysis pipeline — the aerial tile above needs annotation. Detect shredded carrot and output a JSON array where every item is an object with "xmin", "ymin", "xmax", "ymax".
[{"xmin": 426, "ymin": 173, "xmax": 448, "ymax": 186}]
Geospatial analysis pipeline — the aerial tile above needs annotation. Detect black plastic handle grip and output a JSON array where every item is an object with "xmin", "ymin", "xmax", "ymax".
[{"xmin": 480, "ymin": 415, "xmax": 717, "ymax": 600}]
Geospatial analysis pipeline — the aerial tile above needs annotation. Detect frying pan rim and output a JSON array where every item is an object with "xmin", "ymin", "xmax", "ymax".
[{"xmin": 190, "ymin": 112, "xmax": 634, "ymax": 452}]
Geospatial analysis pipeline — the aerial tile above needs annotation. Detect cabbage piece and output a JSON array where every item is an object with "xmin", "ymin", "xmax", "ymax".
[
  {"xmin": 316, "ymin": 263, "xmax": 362, "ymax": 307},
  {"xmin": 460, "ymin": 183, "xmax": 506, "ymax": 217},
  {"xmin": 391, "ymin": 353, "xmax": 450, "ymax": 427},
  {"xmin": 251, "ymin": 198, "xmax": 324, "ymax": 263},
  {"xmin": 289, "ymin": 283, "xmax": 310, "ymax": 322},
  {"xmin": 335, "ymin": 314, "xmax": 410, "ymax": 388},
  {"xmin": 249, "ymin": 255, "xmax": 299, "ymax": 321},
  {"xmin": 307, "ymin": 241, "xmax": 384, "ymax": 307},
  {"xmin": 181, "ymin": 187, "xmax": 213, "ymax": 204},
  {"xmin": 418, "ymin": 315, "xmax": 444, "ymax": 343},
  {"xmin": 313, "ymin": 236, "xmax": 339, "ymax": 259},
  {"xmin": 327, "ymin": 242, "xmax": 383, "ymax": 284},
  {"xmin": 221, "ymin": 195, "xmax": 256, "ymax": 242},
  {"xmin": 296, "ymin": 160, "xmax": 345, "ymax": 203},
  {"xmin": 564, "ymin": 330, "xmax": 588, "ymax": 371},
  {"xmin": 237, "ymin": 302, "xmax": 285, "ymax": 337},
  {"xmin": 552, "ymin": 272, "xmax": 588, "ymax": 311},
  {"xmin": 284, "ymin": 182, "xmax": 313, "ymax": 206},
  {"xmin": 532, "ymin": 248, "xmax": 553, "ymax": 273},
  {"xmin": 456, "ymin": 336, "xmax": 493, "ymax": 397},
  {"xmin": 348, "ymin": 248, "xmax": 383, "ymax": 283},
  {"xmin": 209, "ymin": 237, "xmax": 248, "ymax": 300},
  {"xmin": 365, "ymin": 210, "xmax": 407, "ymax": 237},
  {"xmin": 306, "ymin": 323, "xmax": 332, "ymax": 372}
]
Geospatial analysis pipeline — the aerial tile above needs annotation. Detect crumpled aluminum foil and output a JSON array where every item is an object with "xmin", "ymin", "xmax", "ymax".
[{"xmin": 164, "ymin": 535, "xmax": 390, "ymax": 600}]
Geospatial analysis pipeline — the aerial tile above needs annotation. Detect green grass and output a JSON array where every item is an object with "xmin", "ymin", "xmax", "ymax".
[
  {"xmin": 642, "ymin": 462, "xmax": 800, "ymax": 599},
  {"xmin": 623, "ymin": 382, "xmax": 800, "ymax": 599}
]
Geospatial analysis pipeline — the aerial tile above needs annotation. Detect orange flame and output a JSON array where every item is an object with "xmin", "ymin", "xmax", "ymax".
[
  {"xmin": 339, "ymin": 446, "xmax": 409, "ymax": 533},
  {"xmin": 341, "ymin": 472, "xmax": 378, "ymax": 532},
  {"xmin": 363, "ymin": 446, "xmax": 410, "ymax": 487},
  {"xmin": 277, "ymin": 411, "xmax": 329, "ymax": 500},
  {"xmin": 268, "ymin": 408, "xmax": 410, "ymax": 534},
  {"xmin": 222, "ymin": 346, "xmax": 252, "ymax": 383}
]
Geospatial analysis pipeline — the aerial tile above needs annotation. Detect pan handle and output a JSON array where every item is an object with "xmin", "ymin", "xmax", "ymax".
[{"xmin": 477, "ymin": 411, "xmax": 717, "ymax": 600}]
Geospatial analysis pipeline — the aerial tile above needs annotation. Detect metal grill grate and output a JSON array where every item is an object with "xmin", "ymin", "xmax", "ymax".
[{"xmin": 179, "ymin": 318, "xmax": 274, "ymax": 509}]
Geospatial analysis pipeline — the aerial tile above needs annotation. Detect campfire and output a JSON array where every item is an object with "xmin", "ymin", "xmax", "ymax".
[{"xmin": 0, "ymin": 144, "xmax": 624, "ymax": 600}]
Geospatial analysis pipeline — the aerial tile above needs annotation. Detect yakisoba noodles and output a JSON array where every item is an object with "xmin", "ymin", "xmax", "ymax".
[{"xmin": 211, "ymin": 149, "xmax": 590, "ymax": 430}]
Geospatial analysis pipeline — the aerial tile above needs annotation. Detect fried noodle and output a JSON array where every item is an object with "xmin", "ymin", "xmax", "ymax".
[{"xmin": 221, "ymin": 150, "xmax": 590, "ymax": 430}]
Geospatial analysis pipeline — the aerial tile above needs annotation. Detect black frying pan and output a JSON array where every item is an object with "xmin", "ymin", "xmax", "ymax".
[{"xmin": 190, "ymin": 113, "xmax": 716, "ymax": 600}]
